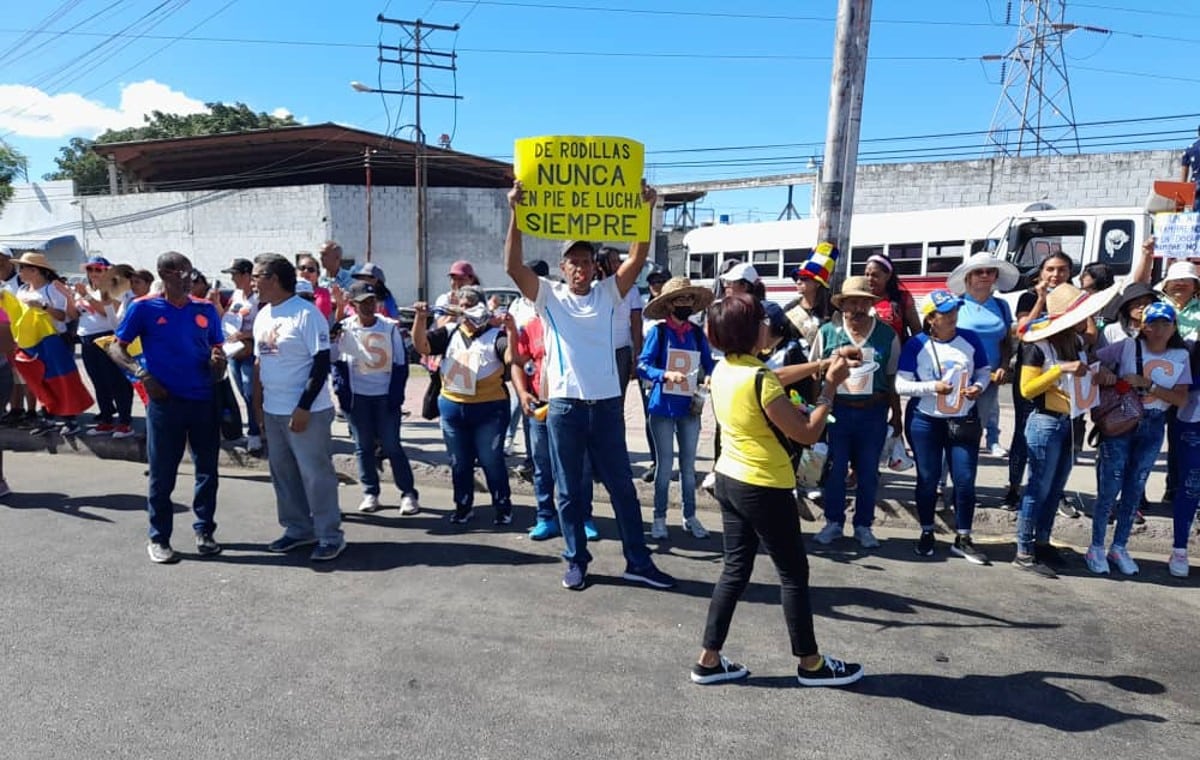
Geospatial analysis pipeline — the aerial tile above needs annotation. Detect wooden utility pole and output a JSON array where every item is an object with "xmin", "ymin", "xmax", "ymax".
[{"xmin": 817, "ymin": 0, "xmax": 872, "ymax": 289}]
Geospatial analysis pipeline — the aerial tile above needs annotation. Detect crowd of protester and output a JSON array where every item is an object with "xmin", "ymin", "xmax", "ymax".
[{"xmin": 4, "ymin": 181, "xmax": 1200, "ymax": 688}]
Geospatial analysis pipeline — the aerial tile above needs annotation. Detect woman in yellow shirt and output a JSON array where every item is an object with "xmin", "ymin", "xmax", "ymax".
[{"xmin": 690, "ymin": 293, "xmax": 864, "ymax": 688}]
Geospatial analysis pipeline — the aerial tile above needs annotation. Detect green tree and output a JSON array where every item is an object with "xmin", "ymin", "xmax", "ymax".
[
  {"xmin": 1, "ymin": 143, "xmax": 29, "ymax": 211},
  {"xmin": 44, "ymin": 101, "xmax": 297, "ymax": 194}
]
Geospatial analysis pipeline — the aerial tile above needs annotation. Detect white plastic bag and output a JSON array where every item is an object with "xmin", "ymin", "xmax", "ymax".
[
  {"xmin": 879, "ymin": 433, "xmax": 914, "ymax": 472},
  {"xmin": 796, "ymin": 442, "xmax": 828, "ymax": 489}
]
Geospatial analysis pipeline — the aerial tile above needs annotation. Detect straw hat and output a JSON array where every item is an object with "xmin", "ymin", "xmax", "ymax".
[
  {"xmin": 1021, "ymin": 282, "xmax": 1120, "ymax": 343},
  {"xmin": 643, "ymin": 276, "xmax": 714, "ymax": 320},
  {"xmin": 831, "ymin": 275, "xmax": 876, "ymax": 307},
  {"xmin": 14, "ymin": 251, "xmax": 57, "ymax": 277},
  {"xmin": 946, "ymin": 252, "xmax": 1019, "ymax": 295}
]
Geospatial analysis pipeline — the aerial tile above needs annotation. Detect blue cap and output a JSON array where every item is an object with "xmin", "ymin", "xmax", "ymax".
[
  {"xmin": 921, "ymin": 289, "xmax": 959, "ymax": 317},
  {"xmin": 85, "ymin": 255, "xmax": 111, "ymax": 268},
  {"xmin": 1143, "ymin": 301, "xmax": 1177, "ymax": 324}
]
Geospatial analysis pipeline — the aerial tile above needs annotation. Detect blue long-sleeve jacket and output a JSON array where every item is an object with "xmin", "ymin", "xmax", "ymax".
[{"xmin": 637, "ymin": 321, "xmax": 716, "ymax": 418}]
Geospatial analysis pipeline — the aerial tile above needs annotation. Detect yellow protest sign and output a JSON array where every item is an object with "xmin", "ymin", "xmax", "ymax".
[{"xmin": 513, "ymin": 135, "xmax": 649, "ymax": 242}]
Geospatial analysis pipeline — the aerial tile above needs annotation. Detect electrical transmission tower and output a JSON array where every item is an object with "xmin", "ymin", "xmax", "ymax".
[{"xmin": 984, "ymin": 0, "xmax": 1098, "ymax": 157}]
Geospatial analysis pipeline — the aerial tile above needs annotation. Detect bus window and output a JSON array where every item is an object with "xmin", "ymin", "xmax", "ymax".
[
  {"xmin": 926, "ymin": 240, "xmax": 966, "ymax": 274},
  {"xmin": 689, "ymin": 253, "xmax": 716, "ymax": 280},
  {"xmin": 752, "ymin": 249, "xmax": 781, "ymax": 278},
  {"xmin": 1011, "ymin": 220, "xmax": 1086, "ymax": 274},
  {"xmin": 783, "ymin": 248, "xmax": 812, "ymax": 272},
  {"xmin": 887, "ymin": 243, "xmax": 923, "ymax": 276},
  {"xmin": 850, "ymin": 245, "xmax": 883, "ymax": 275},
  {"xmin": 1097, "ymin": 219, "xmax": 1135, "ymax": 275}
]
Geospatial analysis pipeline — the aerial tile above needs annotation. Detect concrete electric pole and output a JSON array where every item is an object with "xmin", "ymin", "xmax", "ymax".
[{"xmin": 817, "ymin": 0, "xmax": 872, "ymax": 289}]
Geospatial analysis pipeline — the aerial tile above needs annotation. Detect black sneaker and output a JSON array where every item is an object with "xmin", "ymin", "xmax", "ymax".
[
  {"xmin": 1034, "ymin": 542, "xmax": 1069, "ymax": 569},
  {"xmin": 1012, "ymin": 553, "xmax": 1057, "ymax": 578},
  {"xmin": 1057, "ymin": 497, "xmax": 1082, "ymax": 519},
  {"xmin": 449, "ymin": 508, "xmax": 474, "ymax": 525},
  {"xmin": 60, "ymin": 421, "xmax": 81, "ymax": 437},
  {"xmin": 1133, "ymin": 509, "xmax": 1146, "ymax": 526},
  {"xmin": 1001, "ymin": 486, "xmax": 1020, "ymax": 511},
  {"xmin": 195, "ymin": 532, "xmax": 222, "ymax": 556},
  {"xmin": 641, "ymin": 465, "xmax": 657, "ymax": 483},
  {"xmin": 797, "ymin": 655, "xmax": 864, "ymax": 687},
  {"xmin": 951, "ymin": 534, "xmax": 989, "ymax": 565},
  {"xmin": 915, "ymin": 530, "xmax": 936, "ymax": 557},
  {"xmin": 147, "ymin": 542, "xmax": 179, "ymax": 564},
  {"xmin": 622, "ymin": 562, "xmax": 676, "ymax": 589},
  {"xmin": 562, "ymin": 561, "xmax": 587, "ymax": 590},
  {"xmin": 691, "ymin": 655, "xmax": 750, "ymax": 685},
  {"xmin": 29, "ymin": 420, "xmax": 57, "ymax": 437},
  {"xmin": 265, "ymin": 534, "xmax": 318, "ymax": 553},
  {"xmin": 493, "ymin": 507, "xmax": 513, "ymax": 526}
]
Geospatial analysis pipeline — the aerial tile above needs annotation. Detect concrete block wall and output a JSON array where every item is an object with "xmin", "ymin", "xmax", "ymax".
[{"xmin": 852, "ymin": 149, "xmax": 1179, "ymax": 214}]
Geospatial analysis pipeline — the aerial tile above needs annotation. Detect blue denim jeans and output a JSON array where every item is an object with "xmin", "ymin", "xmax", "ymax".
[
  {"xmin": 1170, "ymin": 418, "xmax": 1200, "ymax": 550},
  {"xmin": 822, "ymin": 402, "xmax": 888, "ymax": 527},
  {"xmin": 437, "ymin": 396, "xmax": 511, "ymax": 513},
  {"xmin": 146, "ymin": 395, "xmax": 219, "ymax": 545},
  {"xmin": 527, "ymin": 415, "xmax": 556, "ymax": 523},
  {"xmin": 1008, "ymin": 383, "xmax": 1033, "ymax": 488},
  {"xmin": 230, "ymin": 356, "xmax": 260, "ymax": 437},
  {"xmin": 1092, "ymin": 409, "xmax": 1166, "ymax": 548},
  {"xmin": 348, "ymin": 393, "xmax": 417, "ymax": 499},
  {"xmin": 976, "ymin": 382, "xmax": 1001, "ymax": 449},
  {"xmin": 908, "ymin": 410, "xmax": 979, "ymax": 531},
  {"xmin": 1016, "ymin": 410, "xmax": 1073, "ymax": 555},
  {"xmin": 648, "ymin": 412, "xmax": 701, "ymax": 519},
  {"xmin": 546, "ymin": 396, "xmax": 651, "ymax": 569}
]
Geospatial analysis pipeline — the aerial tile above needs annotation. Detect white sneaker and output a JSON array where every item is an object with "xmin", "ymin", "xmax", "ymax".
[
  {"xmin": 246, "ymin": 434, "xmax": 263, "ymax": 453},
  {"xmin": 503, "ymin": 438, "xmax": 515, "ymax": 456},
  {"xmin": 989, "ymin": 443, "xmax": 1009, "ymax": 457},
  {"xmin": 1169, "ymin": 549, "xmax": 1190, "ymax": 578},
  {"xmin": 854, "ymin": 525, "xmax": 881, "ymax": 549},
  {"xmin": 1107, "ymin": 545, "xmax": 1139, "ymax": 576},
  {"xmin": 701, "ymin": 471, "xmax": 717, "ymax": 491},
  {"xmin": 399, "ymin": 494, "xmax": 420, "ymax": 515},
  {"xmin": 357, "ymin": 494, "xmax": 381, "ymax": 513},
  {"xmin": 650, "ymin": 516, "xmax": 669, "ymax": 539},
  {"xmin": 683, "ymin": 516, "xmax": 709, "ymax": 539},
  {"xmin": 1084, "ymin": 544, "xmax": 1110, "ymax": 575},
  {"xmin": 813, "ymin": 521, "xmax": 844, "ymax": 545}
]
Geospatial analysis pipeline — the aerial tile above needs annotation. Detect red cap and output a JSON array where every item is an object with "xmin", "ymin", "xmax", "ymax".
[{"xmin": 448, "ymin": 260, "xmax": 476, "ymax": 278}]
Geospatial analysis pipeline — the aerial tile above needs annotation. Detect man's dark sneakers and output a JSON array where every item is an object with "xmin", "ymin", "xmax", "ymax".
[
  {"xmin": 195, "ymin": 532, "xmax": 222, "ymax": 556},
  {"xmin": 310, "ymin": 541, "xmax": 346, "ymax": 562},
  {"xmin": 951, "ymin": 534, "xmax": 989, "ymax": 565},
  {"xmin": 266, "ymin": 535, "xmax": 318, "ymax": 553},
  {"xmin": 622, "ymin": 562, "xmax": 675, "ymax": 589},
  {"xmin": 1012, "ymin": 553, "xmax": 1057, "ymax": 578},
  {"xmin": 1057, "ymin": 497, "xmax": 1082, "ymax": 519},
  {"xmin": 915, "ymin": 530, "xmax": 936, "ymax": 557},
  {"xmin": 641, "ymin": 465, "xmax": 656, "ymax": 483},
  {"xmin": 449, "ymin": 508, "xmax": 474, "ymax": 525},
  {"xmin": 147, "ymin": 542, "xmax": 178, "ymax": 564},
  {"xmin": 691, "ymin": 655, "xmax": 750, "ymax": 685},
  {"xmin": 1001, "ymin": 486, "xmax": 1020, "ymax": 511},
  {"xmin": 562, "ymin": 562, "xmax": 587, "ymax": 590},
  {"xmin": 493, "ymin": 507, "xmax": 513, "ymax": 526},
  {"xmin": 797, "ymin": 655, "xmax": 864, "ymax": 687},
  {"xmin": 1034, "ymin": 542, "xmax": 1069, "ymax": 569}
]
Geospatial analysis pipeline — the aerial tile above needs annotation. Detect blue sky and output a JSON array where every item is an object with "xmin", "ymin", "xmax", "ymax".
[{"xmin": 2, "ymin": 0, "xmax": 1198, "ymax": 219}]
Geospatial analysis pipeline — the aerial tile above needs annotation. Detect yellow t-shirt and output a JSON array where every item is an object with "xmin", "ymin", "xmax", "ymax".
[{"xmin": 711, "ymin": 354, "xmax": 796, "ymax": 489}]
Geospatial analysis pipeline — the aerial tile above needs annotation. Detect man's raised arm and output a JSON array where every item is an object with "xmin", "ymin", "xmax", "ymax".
[
  {"xmin": 505, "ymin": 181, "xmax": 540, "ymax": 302},
  {"xmin": 615, "ymin": 181, "xmax": 657, "ymax": 298}
]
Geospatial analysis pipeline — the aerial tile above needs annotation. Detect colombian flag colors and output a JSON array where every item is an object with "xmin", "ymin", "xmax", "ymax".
[{"xmin": 6, "ymin": 291, "xmax": 94, "ymax": 416}]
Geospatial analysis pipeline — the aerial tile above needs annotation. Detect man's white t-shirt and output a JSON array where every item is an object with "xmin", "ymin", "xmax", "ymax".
[
  {"xmin": 534, "ymin": 276, "xmax": 622, "ymax": 400},
  {"xmin": 253, "ymin": 295, "xmax": 333, "ymax": 416}
]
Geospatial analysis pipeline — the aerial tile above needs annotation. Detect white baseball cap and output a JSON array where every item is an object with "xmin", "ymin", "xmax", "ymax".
[{"xmin": 719, "ymin": 262, "xmax": 760, "ymax": 284}]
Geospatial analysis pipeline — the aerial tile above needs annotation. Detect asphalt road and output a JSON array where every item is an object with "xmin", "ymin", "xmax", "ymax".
[{"xmin": 1, "ymin": 453, "xmax": 1196, "ymax": 759}]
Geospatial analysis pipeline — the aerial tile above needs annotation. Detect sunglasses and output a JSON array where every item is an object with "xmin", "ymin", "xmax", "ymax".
[{"xmin": 298, "ymin": 265, "xmax": 318, "ymax": 273}]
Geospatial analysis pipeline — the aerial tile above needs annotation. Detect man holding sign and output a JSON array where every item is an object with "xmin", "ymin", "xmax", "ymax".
[{"xmin": 505, "ymin": 170, "xmax": 674, "ymax": 592}]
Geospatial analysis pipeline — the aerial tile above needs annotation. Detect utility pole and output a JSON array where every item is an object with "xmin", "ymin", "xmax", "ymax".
[
  {"xmin": 817, "ymin": 0, "xmax": 872, "ymax": 289},
  {"xmin": 376, "ymin": 14, "xmax": 462, "ymax": 302},
  {"xmin": 364, "ymin": 147, "xmax": 374, "ymax": 262}
]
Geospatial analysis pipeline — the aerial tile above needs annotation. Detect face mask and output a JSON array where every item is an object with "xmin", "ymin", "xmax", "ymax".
[
  {"xmin": 463, "ymin": 303, "xmax": 490, "ymax": 329},
  {"xmin": 671, "ymin": 306, "xmax": 692, "ymax": 321}
]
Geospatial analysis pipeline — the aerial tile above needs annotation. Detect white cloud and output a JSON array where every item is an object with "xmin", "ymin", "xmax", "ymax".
[{"xmin": 0, "ymin": 80, "xmax": 207, "ymax": 139}]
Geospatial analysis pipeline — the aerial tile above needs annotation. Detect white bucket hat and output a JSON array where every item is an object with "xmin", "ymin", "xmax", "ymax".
[
  {"xmin": 1155, "ymin": 260, "xmax": 1200, "ymax": 293},
  {"xmin": 945, "ymin": 252, "xmax": 1020, "ymax": 295}
]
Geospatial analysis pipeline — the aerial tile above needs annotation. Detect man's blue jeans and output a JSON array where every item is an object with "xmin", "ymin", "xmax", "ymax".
[
  {"xmin": 348, "ymin": 393, "xmax": 417, "ymax": 499},
  {"xmin": 1092, "ymin": 409, "xmax": 1166, "ymax": 548},
  {"xmin": 437, "ymin": 396, "xmax": 511, "ymax": 513},
  {"xmin": 1170, "ymin": 418, "xmax": 1200, "ymax": 550},
  {"xmin": 146, "ymin": 395, "xmax": 219, "ymax": 545},
  {"xmin": 649, "ymin": 413, "xmax": 701, "ymax": 519},
  {"xmin": 908, "ymin": 410, "xmax": 979, "ymax": 531},
  {"xmin": 230, "ymin": 356, "xmax": 259, "ymax": 437},
  {"xmin": 1016, "ymin": 410, "xmax": 1073, "ymax": 555},
  {"xmin": 822, "ymin": 402, "xmax": 888, "ymax": 528},
  {"xmin": 527, "ymin": 415, "xmax": 556, "ymax": 523},
  {"xmin": 546, "ymin": 396, "xmax": 651, "ymax": 569}
]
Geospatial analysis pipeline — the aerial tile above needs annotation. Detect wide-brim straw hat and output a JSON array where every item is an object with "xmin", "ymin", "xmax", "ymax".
[
  {"xmin": 831, "ymin": 275, "xmax": 876, "ymax": 307},
  {"xmin": 643, "ymin": 276, "xmax": 714, "ymax": 320},
  {"xmin": 946, "ymin": 252, "xmax": 1020, "ymax": 295},
  {"xmin": 14, "ymin": 251, "xmax": 58, "ymax": 278},
  {"xmin": 1021, "ymin": 282, "xmax": 1120, "ymax": 343}
]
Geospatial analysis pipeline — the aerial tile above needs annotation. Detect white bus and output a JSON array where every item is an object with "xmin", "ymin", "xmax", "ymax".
[{"xmin": 681, "ymin": 202, "xmax": 1150, "ymax": 304}]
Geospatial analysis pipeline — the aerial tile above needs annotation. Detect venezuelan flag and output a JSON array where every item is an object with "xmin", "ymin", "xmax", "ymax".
[{"xmin": 10, "ymin": 299, "xmax": 94, "ymax": 416}]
